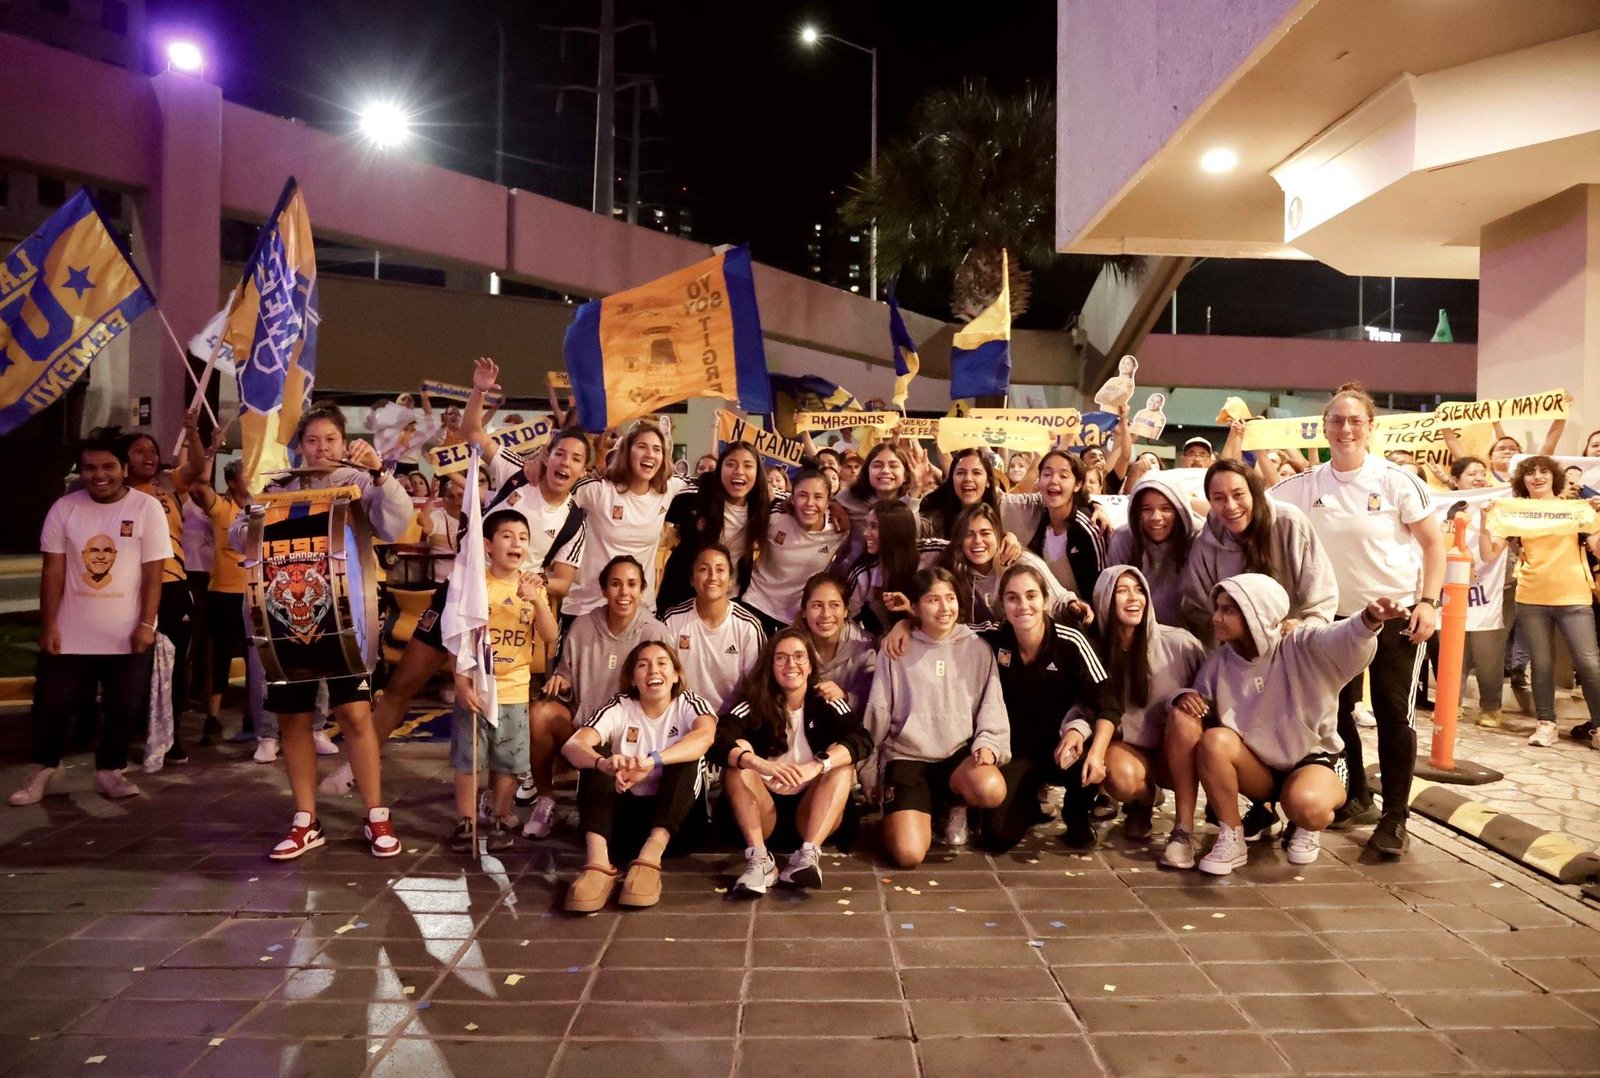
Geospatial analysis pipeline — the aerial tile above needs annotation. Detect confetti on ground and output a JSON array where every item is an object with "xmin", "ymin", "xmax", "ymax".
[
  {"xmin": 131, "ymin": 966, "xmax": 145, "ymax": 972},
  {"xmin": 266, "ymin": 943, "xmax": 283, "ymax": 952},
  {"xmin": 842, "ymin": 910, "xmax": 855, "ymax": 916},
  {"xmin": 209, "ymin": 1038, "xmax": 224, "ymax": 1047},
  {"xmin": 334, "ymin": 925, "xmax": 354, "ymax": 935},
  {"xmin": 841, "ymin": 886, "xmax": 853, "ymax": 892},
  {"xmin": 416, "ymin": 1002, "xmax": 431, "ymax": 1011},
  {"xmin": 355, "ymin": 922, "xmax": 369, "ymax": 928},
  {"xmin": 1293, "ymin": 876, "xmax": 1305, "ymax": 882},
  {"xmin": 247, "ymin": 877, "xmax": 259, "ymax": 883},
  {"xmin": 84, "ymin": 840, "xmax": 94, "ymax": 846},
  {"xmin": 950, "ymin": 907, "xmax": 966, "ymax": 913},
  {"xmin": 85, "ymin": 1056, "xmax": 106, "ymax": 1065},
  {"xmin": 347, "ymin": 882, "xmax": 357, "ymax": 887},
  {"xmin": 567, "ymin": 966, "xmax": 581, "ymax": 973},
  {"xmin": 1103, "ymin": 984, "xmax": 1116, "ymax": 992},
  {"xmin": 519, "ymin": 939, "xmax": 530, "ymax": 947},
  {"xmin": 1026, "ymin": 859, "xmax": 1040, "ymax": 865},
  {"xmin": 713, "ymin": 886, "xmax": 728, "ymax": 894},
  {"xmin": 900, "ymin": 922, "xmax": 915, "ymax": 930},
  {"xmin": 368, "ymin": 1045, "xmax": 383, "ymax": 1055},
  {"xmin": 881, "ymin": 877, "xmax": 893, "ymax": 884},
  {"xmin": 464, "ymin": 1023, "xmax": 478, "ymax": 1032},
  {"xmin": 1049, "ymin": 920, "xmax": 1065, "ymax": 929},
  {"xmin": 893, "ymin": 885, "xmax": 904, "ymax": 892},
  {"xmin": 504, "ymin": 974, "xmax": 523, "ymax": 986},
  {"xmin": 906, "ymin": 887, "xmax": 921, "ymax": 895},
  {"xmin": 927, "ymin": 880, "xmax": 939, "ymax": 887},
  {"xmin": 1212, "ymin": 913, "xmax": 1226, "ymax": 919},
  {"xmin": 258, "ymin": 956, "xmax": 273, "ymax": 962},
  {"xmin": 1491, "ymin": 882, "xmax": 1505, "ymax": 889},
  {"xmin": 407, "ymin": 848, "xmax": 419, "ymax": 854},
  {"xmin": 664, "ymin": 937, "xmax": 675, "ymax": 942},
  {"xmin": 1181, "ymin": 924, "xmax": 1195, "ymax": 931},
  {"xmin": 836, "ymin": 899, "xmax": 850, "ymax": 906},
  {"xmin": 984, "ymin": 921, "xmax": 998, "ymax": 928},
  {"xmin": 1029, "ymin": 940, "xmax": 1044, "ymax": 948},
  {"xmin": 1128, "ymin": 867, "xmax": 1140, "ymax": 873},
  {"xmin": 402, "ymin": 985, "xmax": 415, "ymax": 995}
]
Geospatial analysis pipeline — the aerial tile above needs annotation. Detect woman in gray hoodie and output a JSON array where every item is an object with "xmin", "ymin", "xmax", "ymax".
[
  {"xmin": 1174, "ymin": 574, "xmax": 1408, "ymax": 875},
  {"xmin": 1105, "ymin": 471, "xmax": 1201, "ymax": 628},
  {"xmin": 1180, "ymin": 460, "xmax": 1338, "ymax": 642},
  {"xmin": 864, "ymin": 567, "xmax": 1009, "ymax": 867}
]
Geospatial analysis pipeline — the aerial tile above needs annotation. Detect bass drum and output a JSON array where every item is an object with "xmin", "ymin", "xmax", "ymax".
[{"xmin": 243, "ymin": 492, "xmax": 380, "ymax": 684}]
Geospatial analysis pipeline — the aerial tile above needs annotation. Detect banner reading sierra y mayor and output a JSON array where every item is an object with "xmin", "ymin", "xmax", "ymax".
[{"xmin": 563, "ymin": 246, "xmax": 770, "ymax": 432}]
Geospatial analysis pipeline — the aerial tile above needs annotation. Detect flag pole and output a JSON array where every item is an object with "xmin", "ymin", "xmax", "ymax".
[
  {"xmin": 152, "ymin": 309, "xmax": 221, "ymax": 450},
  {"xmin": 470, "ymin": 708, "xmax": 481, "ymax": 858}
]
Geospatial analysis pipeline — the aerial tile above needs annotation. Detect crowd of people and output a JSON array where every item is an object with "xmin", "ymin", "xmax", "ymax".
[{"xmin": 9, "ymin": 360, "xmax": 1600, "ymax": 915}]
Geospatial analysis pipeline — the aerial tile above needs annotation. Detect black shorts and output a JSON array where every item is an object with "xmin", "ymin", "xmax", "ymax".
[
  {"xmin": 882, "ymin": 750, "xmax": 968, "ymax": 816},
  {"xmin": 409, "ymin": 581, "xmax": 450, "ymax": 652},
  {"xmin": 1270, "ymin": 752, "xmax": 1347, "ymax": 799},
  {"xmin": 264, "ymin": 673, "xmax": 373, "ymax": 715}
]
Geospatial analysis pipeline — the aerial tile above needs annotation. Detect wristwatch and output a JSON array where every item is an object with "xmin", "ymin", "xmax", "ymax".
[
  {"xmin": 1417, "ymin": 596, "xmax": 1438, "ymax": 608},
  {"xmin": 814, "ymin": 752, "xmax": 833, "ymax": 775}
]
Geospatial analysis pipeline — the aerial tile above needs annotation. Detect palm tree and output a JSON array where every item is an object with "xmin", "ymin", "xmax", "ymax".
[{"xmin": 842, "ymin": 80, "xmax": 1129, "ymax": 322}]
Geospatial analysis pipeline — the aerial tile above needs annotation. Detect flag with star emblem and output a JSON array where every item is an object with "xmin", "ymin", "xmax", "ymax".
[{"xmin": 0, "ymin": 188, "xmax": 155, "ymax": 435}]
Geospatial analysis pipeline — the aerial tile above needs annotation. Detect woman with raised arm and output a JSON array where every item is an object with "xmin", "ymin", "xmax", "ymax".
[
  {"xmin": 656, "ymin": 441, "xmax": 770, "ymax": 615},
  {"xmin": 846, "ymin": 500, "xmax": 945, "ymax": 637}
]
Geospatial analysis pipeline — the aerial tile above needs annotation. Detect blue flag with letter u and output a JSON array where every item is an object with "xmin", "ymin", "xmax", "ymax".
[
  {"xmin": 949, "ymin": 249, "xmax": 1012, "ymax": 400},
  {"xmin": 0, "ymin": 189, "xmax": 155, "ymax": 435},
  {"xmin": 226, "ymin": 178, "xmax": 319, "ymax": 489},
  {"xmin": 563, "ymin": 245, "xmax": 770, "ymax": 432}
]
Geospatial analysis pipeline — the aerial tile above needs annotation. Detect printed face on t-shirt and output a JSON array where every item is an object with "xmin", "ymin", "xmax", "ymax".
[{"xmin": 80, "ymin": 534, "xmax": 118, "ymax": 587}]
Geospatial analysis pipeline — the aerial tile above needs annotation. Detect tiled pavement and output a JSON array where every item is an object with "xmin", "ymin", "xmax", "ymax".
[{"xmin": 1, "ymin": 743, "xmax": 1599, "ymax": 1078}]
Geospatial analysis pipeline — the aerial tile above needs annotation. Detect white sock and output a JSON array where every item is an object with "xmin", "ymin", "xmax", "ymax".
[
  {"xmin": 748, "ymin": 844, "xmax": 769, "ymax": 862},
  {"xmin": 800, "ymin": 841, "xmax": 818, "ymax": 853}
]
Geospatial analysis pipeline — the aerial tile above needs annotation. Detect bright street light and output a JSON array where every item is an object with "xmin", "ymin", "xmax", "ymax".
[
  {"xmin": 800, "ymin": 25, "xmax": 820, "ymax": 45},
  {"xmin": 166, "ymin": 41, "xmax": 204, "ymax": 74},
  {"xmin": 359, "ymin": 102, "xmax": 412, "ymax": 149},
  {"xmin": 1200, "ymin": 146, "xmax": 1238, "ymax": 174}
]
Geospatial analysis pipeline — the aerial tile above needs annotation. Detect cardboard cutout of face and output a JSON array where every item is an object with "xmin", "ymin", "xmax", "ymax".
[{"xmin": 80, "ymin": 534, "xmax": 117, "ymax": 589}]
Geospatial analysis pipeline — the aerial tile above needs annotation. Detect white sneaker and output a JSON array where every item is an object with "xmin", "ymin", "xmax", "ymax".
[
  {"xmin": 8, "ymin": 765, "xmax": 58, "ymax": 807},
  {"xmin": 1199, "ymin": 825, "xmax": 1249, "ymax": 876},
  {"xmin": 319, "ymin": 760, "xmax": 355, "ymax": 795},
  {"xmin": 1160, "ymin": 827, "xmax": 1196, "ymax": 870},
  {"xmin": 733, "ymin": 848, "xmax": 777, "ymax": 896},
  {"xmin": 94, "ymin": 769, "xmax": 141, "ymax": 799},
  {"xmin": 477, "ymin": 788, "xmax": 495, "ymax": 823},
  {"xmin": 1353, "ymin": 703, "xmax": 1377, "ymax": 728},
  {"xmin": 514, "ymin": 776, "xmax": 539, "ymax": 807},
  {"xmin": 1286, "ymin": 827, "xmax": 1322, "ymax": 865},
  {"xmin": 1527, "ymin": 720, "xmax": 1558, "ymax": 747},
  {"xmin": 253, "ymin": 737, "xmax": 280, "ymax": 764},
  {"xmin": 312, "ymin": 730, "xmax": 339, "ymax": 756},
  {"xmin": 942, "ymin": 806, "xmax": 970, "ymax": 848},
  {"xmin": 521, "ymin": 795, "xmax": 557, "ymax": 839}
]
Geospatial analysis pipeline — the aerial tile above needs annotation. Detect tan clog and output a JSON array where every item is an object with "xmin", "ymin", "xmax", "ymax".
[
  {"xmin": 564, "ymin": 863, "xmax": 619, "ymax": 913},
  {"xmin": 617, "ymin": 858, "xmax": 663, "ymax": 908}
]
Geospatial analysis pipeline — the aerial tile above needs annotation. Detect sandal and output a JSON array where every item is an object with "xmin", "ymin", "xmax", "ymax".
[
  {"xmin": 618, "ymin": 858, "xmax": 663, "ymax": 909},
  {"xmin": 565, "ymin": 863, "xmax": 619, "ymax": 913}
]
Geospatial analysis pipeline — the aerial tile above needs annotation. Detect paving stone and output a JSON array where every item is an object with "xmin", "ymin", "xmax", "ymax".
[
  {"xmin": 1273, "ymin": 1029, "xmax": 1469, "ymax": 1073},
  {"xmin": 1203, "ymin": 960, "xmax": 1376, "ymax": 996},
  {"xmin": 1459, "ymin": 926, "xmax": 1600, "ymax": 959},
  {"xmin": 749, "ymin": 938, "xmax": 896, "ymax": 968},
  {"xmin": 1, "ymin": 1035, "xmax": 214, "ymax": 1077},
  {"xmin": 745, "ymin": 967, "xmax": 902, "ymax": 1001},
  {"xmin": 1074, "ymin": 996, "xmax": 1250, "ymax": 1033},
  {"xmin": 1441, "ymin": 1027, "xmax": 1600, "ymax": 1074},
  {"xmin": 737, "ymin": 1037, "xmax": 918, "ymax": 1077},
  {"xmin": 551, "ymin": 1038, "xmax": 733, "ymax": 1078},
  {"xmin": 900, "ymin": 965, "xmax": 1063, "ymax": 1001},
  {"xmin": 916, "ymin": 1035, "xmax": 1101, "ymax": 1078},
  {"xmin": 742, "ymin": 1000, "xmax": 911, "ymax": 1038},
  {"xmin": 588, "ymin": 967, "xmax": 745, "ymax": 1002},
  {"xmin": 1394, "ymin": 991, "xmax": 1599, "ymax": 1029},
  {"xmin": 1179, "ymin": 931, "xmax": 1337, "ymax": 963},
  {"xmin": 1315, "ymin": 928, "xmax": 1484, "ymax": 961},
  {"xmin": 1092, "ymin": 1032, "xmax": 1291, "ymax": 1075},
  {"xmin": 1351, "ymin": 957, "xmax": 1540, "ymax": 994},
  {"xmin": 1236, "ymin": 993, "xmax": 1423, "ymax": 1032},
  {"xmin": 1052, "ymin": 963, "xmax": 1221, "ymax": 999},
  {"xmin": 909, "ymin": 999, "xmax": 1080, "ymax": 1037},
  {"xmin": 370, "ymin": 1037, "xmax": 561, "ymax": 1078}
]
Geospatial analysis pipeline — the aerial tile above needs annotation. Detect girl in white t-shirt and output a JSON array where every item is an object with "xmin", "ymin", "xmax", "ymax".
[
  {"xmin": 1444, "ymin": 457, "xmax": 1512, "ymax": 728},
  {"xmin": 564, "ymin": 420, "xmax": 691, "ymax": 620},
  {"xmin": 657, "ymin": 441, "xmax": 769, "ymax": 615},
  {"xmin": 560, "ymin": 640, "xmax": 716, "ymax": 913},
  {"xmin": 743, "ymin": 469, "xmax": 846, "ymax": 633}
]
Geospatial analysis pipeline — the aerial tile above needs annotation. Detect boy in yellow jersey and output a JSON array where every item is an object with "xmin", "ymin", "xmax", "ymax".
[{"xmin": 451, "ymin": 510, "xmax": 559, "ymax": 852}]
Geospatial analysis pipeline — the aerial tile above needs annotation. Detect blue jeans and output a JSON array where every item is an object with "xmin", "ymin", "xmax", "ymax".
[{"xmin": 1515, "ymin": 603, "xmax": 1600, "ymax": 724}]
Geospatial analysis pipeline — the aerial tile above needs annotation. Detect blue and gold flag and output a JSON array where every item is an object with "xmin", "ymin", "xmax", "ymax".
[
  {"xmin": 0, "ymin": 190, "xmax": 155, "ymax": 435},
  {"xmin": 563, "ymin": 245, "xmax": 770, "ymax": 432},
  {"xmin": 887, "ymin": 284, "xmax": 919, "ymax": 411},
  {"xmin": 949, "ymin": 249, "xmax": 1012, "ymax": 400},
  {"xmin": 768, "ymin": 373, "xmax": 862, "ymax": 438},
  {"xmin": 227, "ymin": 178, "xmax": 319, "ymax": 489}
]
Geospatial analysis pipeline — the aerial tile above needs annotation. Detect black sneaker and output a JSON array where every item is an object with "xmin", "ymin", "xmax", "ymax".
[
  {"xmin": 1567, "ymin": 721, "xmax": 1597, "ymax": 743},
  {"xmin": 1331, "ymin": 792, "xmax": 1379, "ymax": 830},
  {"xmin": 1367, "ymin": 812, "xmax": 1408, "ymax": 856},
  {"xmin": 1122, "ymin": 800, "xmax": 1155, "ymax": 842},
  {"xmin": 163, "ymin": 744, "xmax": 190, "ymax": 765},
  {"xmin": 1062, "ymin": 814, "xmax": 1097, "ymax": 850},
  {"xmin": 197, "ymin": 716, "xmax": 222, "ymax": 748},
  {"xmin": 513, "ymin": 776, "xmax": 539, "ymax": 807},
  {"xmin": 449, "ymin": 817, "xmax": 474, "ymax": 853},
  {"xmin": 485, "ymin": 819, "xmax": 515, "ymax": 853},
  {"xmin": 1090, "ymin": 792, "xmax": 1119, "ymax": 820},
  {"xmin": 1510, "ymin": 666, "xmax": 1529, "ymax": 692},
  {"xmin": 1242, "ymin": 801, "xmax": 1279, "ymax": 842}
]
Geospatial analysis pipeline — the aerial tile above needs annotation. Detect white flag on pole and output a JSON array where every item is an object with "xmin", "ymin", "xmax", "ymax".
[
  {"xmin": 441, "ymin": 446, "xmax": 498, "ymax": 726},
  {"xmin": 188, "ymin": 305, "xmax": 238, "ymax": 375}
]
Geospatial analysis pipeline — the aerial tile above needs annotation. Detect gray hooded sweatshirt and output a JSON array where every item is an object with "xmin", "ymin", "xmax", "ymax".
[
  {"xmin": 864, "ymin": 624, "xmax": 1010, "ymax": 766},
  {"xmin": 1185, "ymin": 573, "xmax": 1378, "ymax": 771},
  {"xmin": 1179, "ymin": 495, "xmax": 1337, "ymax": 643},
  {"xmin": 1069, "ymin": 564, "xmax": 1207, "ymax": 750},
  {"xmin": 1105, "ymin": 471, "xmax": 1202, "ymax": 628},
  {"xmin": 814, "ymin": 619, "xmax": 877, "ymax": 713},
  {"xmin": 553, "ymin": 606, "xmax": 672, "ymax": 727}
]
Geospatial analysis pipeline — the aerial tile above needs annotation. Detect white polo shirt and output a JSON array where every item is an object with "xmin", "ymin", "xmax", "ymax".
[
  {"xmin": 564, "ymin": 474, "xmax": 692, "ymax": 616},
  {"xmin": 742, "ymin": 510, "xmax": 843, "ymax": 625},
  {"xmin": 585, "ymin": 690, "xmax": 715, "ymax": 796},
  {"xmin": 662, "ymin": 600, "xmax": 767, "ymax": 714},
  {"xmin": 41, "ymin": 488, "xmax": 173, "ymax": 655},
  {"xmin": 1271, "ymin": 455, "xmax": 1431, "ymax": 616}
]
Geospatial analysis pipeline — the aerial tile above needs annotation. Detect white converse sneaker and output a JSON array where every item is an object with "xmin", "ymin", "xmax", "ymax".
[
  {"xmin": 7, "ymin": 765, "xmax": 58, "ymax": 807},
  {"xmin": 1286, "ymin": 827, "xmax": 1322, "ymax": 866},
  {"xmin": 521, "ymin": 795, "xmax": 557, "ymax": 839},
  {"xmin": 253, "ymin": 737, "xmax": 280, "ymax": 764},
  {"xmin": 319, "ymin": 760, "xmax": 355, "ymax": 796},
  {"xmin": 1527, "ymin": 720, "xmax": 1558, "ymax": 747},
  {"xmin": 942, "ymin": 806, "xmax": 970, "ymax": 848},
  {"xmin": 733, "ymin": 848, "xmax": 777, "ymax": 896},
  {"xmin": 312, "ymin": 730, "xmax": 339, "ymax": 756},
  {"xmin": 1199, "ymin": 825, "xmax": 1249, "ymax": 876},
  {"xmin": 1160, "ymin": 827, "xmax": 1196, "ymax": 870}
]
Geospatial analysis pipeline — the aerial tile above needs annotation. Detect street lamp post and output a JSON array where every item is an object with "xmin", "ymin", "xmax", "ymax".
[{"xmin": 801, "ymin": 26, "xmax": 878, "ymax": 300}]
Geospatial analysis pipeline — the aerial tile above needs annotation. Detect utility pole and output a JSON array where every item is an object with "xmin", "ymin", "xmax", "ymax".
[
  {"xmin": 495, "ymin": 18, "xmax": 506, "ymax": 186},
  {"xmin": 593, "ymin": 0, "xmax": 615, "ymax": 217}
]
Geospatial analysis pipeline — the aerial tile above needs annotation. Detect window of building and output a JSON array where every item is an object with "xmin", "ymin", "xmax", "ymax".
[
  {"xmin": 850, "ymin": 235, "xmax": 861, "ymax": 244},
  {"xmin": 96, "ymin": 188, "xmax": 122, "ymax": 218},
  {"xmin": 102, "ymin": 0, "xmax": 127, "ymax": 33},
  {"xmin": 37, "ymin": 176, "xmax": 66, "ymax": 208},
  {"xmin": 39, "ymin": 0, "xmax": 70, "ymax": 14},
  {"xmin": 0, "ymin": 172, "xmax": 9, "ymax": 209}
]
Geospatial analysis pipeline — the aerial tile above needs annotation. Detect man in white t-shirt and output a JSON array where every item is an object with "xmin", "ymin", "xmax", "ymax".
[
  {"xmin": 10, "ymin": 434, "xmax": 173, "ymax": 806},
  {"xmin": 662, "ymin": 545, "xmax": 768, "ymax": 714}
]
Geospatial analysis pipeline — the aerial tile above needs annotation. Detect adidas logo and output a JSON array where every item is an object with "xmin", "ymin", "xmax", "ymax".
[
  {"xmin": 1045, "ymin": 662, "xmax": 1057, "ymax": 672},
  {"xmin": 545, "ymin": 528, "xmax": 556, "ymax": 536},
  {"xmin": 1312, "ymin": 497, "xmax": 1326, "ymax": 508},
  {"xmin": 725, "ymin": 644, "xmax": 738, "ymax": 654},
  {"xmin": 357, "ymin": 679, "xmax": 370, "ymax": 691},
  {"xmin": 502, "ymin": 597, "xmax": 515, "ymax": 606}
]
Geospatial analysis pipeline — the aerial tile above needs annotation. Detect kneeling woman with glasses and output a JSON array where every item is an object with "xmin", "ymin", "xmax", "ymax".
[
  {"xmin": 717, "ymin": 630, "xmax": 872, "ymax": 896},
  {"xmin": 560, "ymin": 641, "xmax": 716, "ymax": 913}
]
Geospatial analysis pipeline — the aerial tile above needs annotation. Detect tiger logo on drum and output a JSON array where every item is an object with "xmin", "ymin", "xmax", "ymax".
[{"xmin": 264, "ymin": 557, "xmax": 334, "ymax": 644}]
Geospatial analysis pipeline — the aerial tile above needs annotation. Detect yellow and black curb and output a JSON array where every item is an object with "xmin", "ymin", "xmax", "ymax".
[{"xmin": 1407, "ymin": 776, "xmax": 1600, "ymax": 885}]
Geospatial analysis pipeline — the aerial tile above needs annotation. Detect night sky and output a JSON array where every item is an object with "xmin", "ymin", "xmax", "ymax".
[{"xmin": 143, "ymin": 0, "xmax": 1475, "ymax": 339}]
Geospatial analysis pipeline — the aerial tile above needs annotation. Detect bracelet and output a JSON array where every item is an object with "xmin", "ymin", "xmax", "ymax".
[
  {"xmin": 594, "ymin": 756, "xmax": 609, "ymax": 773},
  {"xmin": 650, "ymin": 750, "xmax": 665, "ymax": 770},
  {"xmin": 735, "ymin": 749, "xmax": 752, "ymax": 770},
  {"xmin": 138, "ymin": 621, "xmax": 157, "ymax": 631}
]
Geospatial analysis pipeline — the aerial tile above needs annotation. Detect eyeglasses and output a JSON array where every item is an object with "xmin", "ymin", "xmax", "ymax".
[
  {"xmin": 1325, "ymin": 416, "xmax": 1370, "ymax": 429},
  {"xmin": 772, "ymin": 653, "xmax": 810, "ymax": 667}
]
